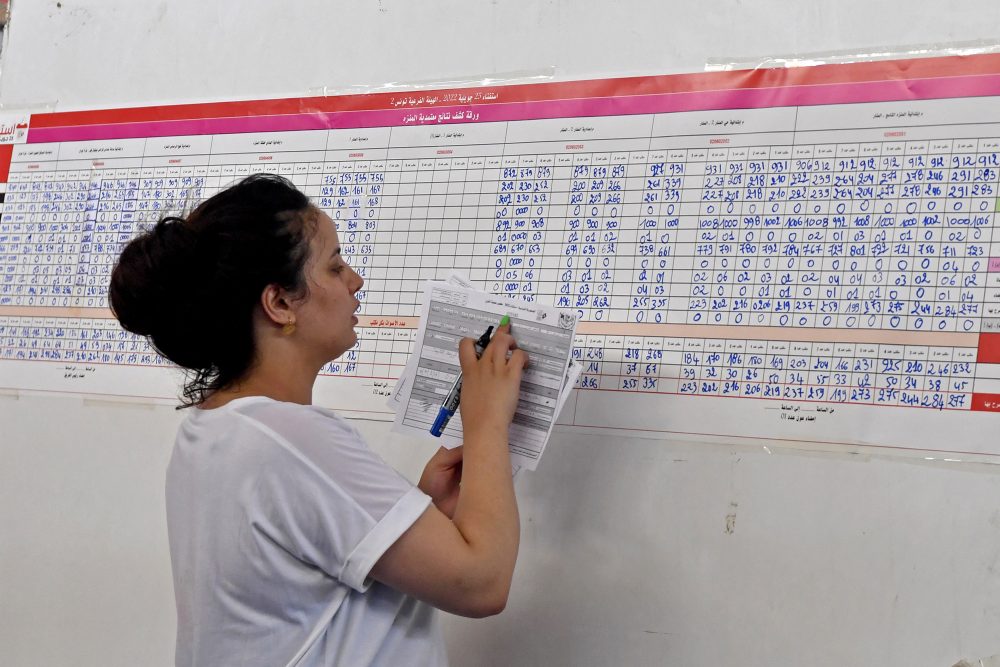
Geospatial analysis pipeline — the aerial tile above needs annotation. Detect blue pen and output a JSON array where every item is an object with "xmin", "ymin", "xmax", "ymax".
[{"xmin": 430, "ymin": 317, "xmax": 507, "ymax": 437}]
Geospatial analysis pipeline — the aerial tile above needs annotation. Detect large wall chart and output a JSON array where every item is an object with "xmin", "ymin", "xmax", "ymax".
[{"xmin": 3, "ymin": 54, "xmax": 1000, "ymax": 459}]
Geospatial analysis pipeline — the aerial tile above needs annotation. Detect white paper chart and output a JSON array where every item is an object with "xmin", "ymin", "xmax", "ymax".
[{"xmin": 4, "ymin": 54, "xmax": 1000, "ymax": 459}]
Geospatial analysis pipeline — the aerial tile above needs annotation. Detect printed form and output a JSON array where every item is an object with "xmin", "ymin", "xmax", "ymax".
[{"xmin": 390, "ymin": 282, "xmax": 579, "ymax": 470}]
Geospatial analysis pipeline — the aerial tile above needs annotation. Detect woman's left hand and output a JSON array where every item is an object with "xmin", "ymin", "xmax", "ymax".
[{"xmin": 418, "ymin": 445, "xmax": 464, "ymax": 520}]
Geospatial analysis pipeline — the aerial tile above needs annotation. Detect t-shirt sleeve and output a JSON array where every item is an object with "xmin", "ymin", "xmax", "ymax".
[{"xmin": 234, "ymin": 404, "xmax": 432, "ymax": 592}]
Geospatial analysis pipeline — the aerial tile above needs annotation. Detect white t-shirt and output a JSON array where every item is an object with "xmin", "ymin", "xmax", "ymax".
[{"xmin": 166, "ymin": 396, "xmax": 447, "ymax": 666}]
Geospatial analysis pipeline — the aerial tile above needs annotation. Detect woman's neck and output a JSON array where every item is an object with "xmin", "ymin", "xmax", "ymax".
[{"xmin": 199, "ymin": 362, "xmax": 317, "ymax": 409}]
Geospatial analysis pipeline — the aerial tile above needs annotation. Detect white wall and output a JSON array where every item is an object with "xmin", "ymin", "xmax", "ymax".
[{"xmin": 3, "ymin": 2, "xmax": 1000, "ymax": 665}]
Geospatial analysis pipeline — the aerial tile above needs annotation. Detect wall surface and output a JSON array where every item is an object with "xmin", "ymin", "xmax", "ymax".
[{"xmin": 2, "ymin": 2, "xmax": 1000, "ymax": 666}]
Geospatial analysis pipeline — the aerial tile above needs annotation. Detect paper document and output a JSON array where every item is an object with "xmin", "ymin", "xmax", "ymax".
[{"xmin": 390, "ymin": 281, "xmax": 578, "ymax": 470}]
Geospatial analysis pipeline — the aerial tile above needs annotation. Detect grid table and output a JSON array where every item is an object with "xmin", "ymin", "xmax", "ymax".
[{"xmin": 4, "ymin": 54, "xmax": 1000, "ymax": 457}]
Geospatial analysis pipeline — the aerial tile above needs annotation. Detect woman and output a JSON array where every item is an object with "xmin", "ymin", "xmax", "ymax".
[{"xmin": 109, "ymin": 174, "xmax": 527, "ymax": 666}]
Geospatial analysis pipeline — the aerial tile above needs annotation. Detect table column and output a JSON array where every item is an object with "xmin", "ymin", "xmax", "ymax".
[
  {"xmin": 721, "ymin": 339, "xmax": 746, "ymax": 397},
  {"xmin": 938, "ymin": 139, "xmax": 978, "ymax": 332},
  {"xmin": 690, "ymin": 148, "xmax": 725, "ymax": 325},
  {"xmin": 876, "ymin": 141, "xmax": 904, "ymax": 331},
  {"xmin": 742, "ymin": 340, "xmax": 766, "ymax": 398},
  {"xmin": 948, "ymin": 347, "xmax": 976, "ymax": 409},
  {"xmin": 874, "ymin": 343, "xmax": 904, "ymax": 406},
  {"xmin": 371, "ymin": 327, "xmax": 395, "ymax": 379},
  {"xmin": 627, "ymin": 150, "xmax": 658, "ymax": 324},
  {"xmin": 592, "ymin": 153, "xmax": 627, "ymax": 323},
  {"xmin": 578, "ymin": 333, "xmax": 605, "ymax": 391},
  {"xmin": 783, "ymin": 341, "xmax": 810, "ymax": 400},
  {"xmin": 599, "ymin": 334, "xmax": 624, "ymax": 391},
  {"xmin": 620, "ymin": 335, "xmax": 642, "ymax": 392},
  {"xmin": 712, "ymin": 147, "xmax": 743, "ymax": 326},
  {"xmin": 850, "ymin": 343, "xmax": 877, "ymax": 404},
  {"xmin": 401, "ymin": 158, "xmax": 432, "ymax": 313},
  {"xmin": 556, "ymin": 154, "xmax": 589, "ymax": 317},
  {"xmin": 763, "ymin": 340, "xmax": 788, "ymax": 400},
  {"xmin": 678, "ymin": 337, "xmax": 702, "ymax": 395},
  {"xmin": 738, "ymin": 148, "xmax": 766, "ymax": 328},
  {"xmin": 503, "ymin": 155, "xmax": 534, "ymax": 298},
  {"xmin": 389, "ymin": 328, "xmax": 413, "ymax": 380},
  {"xmin": 611, "ymin": 151, "xmax": 646, "ymax": 322},
  {"xmin": 388, "ymin": 158, "xmax": 418, "ymax": 315},
  {"xmin": 962, "ymin": 138, "xmax": 1000, "ymax": 332},
  {"xmin": 898, "ymin": 344, "xmax": 927, "ymax": 406},
  {"xmin": 640, "ymin": 335, "xmax": 666, "ymax": 393},
  {"xmin": 807, "ymin": 341, "xmax": 833, "ymax": 401},
  {"xmin": 463, "ymin": 155, "xmax": 489, "ymax": 288},
  {"xmin": 660, "ymin": 336, "xmax": 684, "ymax": 395},
  {"xmin": 361, "ymin": 157, "xmax": 390, "ymax": 317},
  {"xmin": 444, "ymin": 156, "xmax": 469, "ymax": 282},
  {"xmin": 912, "ymin": 140, "xmax": 951, "ymax": 331},
  {"xmin": 724, "ymin": 146, "xmax": 751, "ymax": 327},
  {"xmin": 700, "ymin": 338, "xmax": 725, "ymax": 396},
  {"xmin": 422, "ymin": 157, "xmax": 449, "ymax": 282},
  {"xmin": 523, "ymin": 154, "xmax": 554, "ymax": 303},
  {"xmin": 923, "ymin": 345, "xmax": 952, "ymax": 409},
  {"xmin": 794, "ymin": 144, "xmax": 824, "ymax": 329},
  {"xmin": 768, "ymin": 145, "xmax": 796, "ymax": 329},
  {"xmin": 72, "ymin": 168, "xmax": 101, "ymax": 308},
  {"xmin": 538, "ymin": 153, "xmax": 570, "ymax": 305},
  {"xmin": 831, "ymin": 144, "xmax": 857, "ymax": 328}
]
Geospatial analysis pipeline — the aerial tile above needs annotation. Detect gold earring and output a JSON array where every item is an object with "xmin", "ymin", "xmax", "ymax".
[{"xmin": 282, "ymin": 320, "xmax": 296, "ymax": 335}]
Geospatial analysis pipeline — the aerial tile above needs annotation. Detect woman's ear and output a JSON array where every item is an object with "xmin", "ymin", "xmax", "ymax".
[{"xmin": 259, "ymin": 284, "xmax": 295, "ymax": 328}]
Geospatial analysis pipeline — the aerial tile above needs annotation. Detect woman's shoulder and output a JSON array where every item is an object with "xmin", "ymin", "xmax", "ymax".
[
  {"xmin": 219, "ymin": 396, "xmax": 360, "ymax": 443},
  {"xmin": 217, "ymin": 397, "xmax": 403, "ymax": 494},
  {"xmin": 174, "ymin": 396, "xmax": 415, "ymax": 529},
  {"xmin": 179, "ymin": 396, "xmax": 385, "ymax": 484}
]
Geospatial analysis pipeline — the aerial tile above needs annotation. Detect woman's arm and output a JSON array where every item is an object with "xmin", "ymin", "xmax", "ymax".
[{"xmin": 370, "ymin": 324, "xmax": 527, "ymax": 617}]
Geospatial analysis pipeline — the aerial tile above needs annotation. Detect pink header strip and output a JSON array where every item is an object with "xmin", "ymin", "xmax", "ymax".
[{"xmin": 28, "ymin": 73, "xmax": 1000, "ymax": 144}]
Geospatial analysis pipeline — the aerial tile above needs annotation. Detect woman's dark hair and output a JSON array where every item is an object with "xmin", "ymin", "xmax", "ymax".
[{"xmin": 109, "ymin": 174, "xmax": 316, "ymax": 407}]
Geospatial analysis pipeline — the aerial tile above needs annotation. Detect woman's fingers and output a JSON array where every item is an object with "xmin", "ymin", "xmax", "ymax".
[
  {"xmin": 489, "ymin": 334, "xmax": 510, "ymax": 365},
  {"xmin": 458, "ymin": 336, "xmax": 479, "ymax": 373},
  {"xmin": 431, "ymin": 445, "xmax": 464, "ymax": 468},
  {"xmin": 458, "ymin": 321, "xmax": 529, "ymax": 377}
]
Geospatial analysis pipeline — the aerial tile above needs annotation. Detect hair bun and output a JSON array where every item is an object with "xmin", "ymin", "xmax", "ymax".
[
  {"xmin": 108, "ymin": 175, "xmax": 314, "ymax": 405},
  {"xmin": 109, "ymin": 218, "xmax": 213, "ymax": 368}
]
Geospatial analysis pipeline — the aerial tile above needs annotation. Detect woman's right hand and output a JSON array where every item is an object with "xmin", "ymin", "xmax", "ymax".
[
  {"xmin": 372, "ymin": 321, "xmax": 527, "ymax": 618},
  {"xmin": 457, "ymin": 322, "xmax": 528, "ymax": 442}
]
